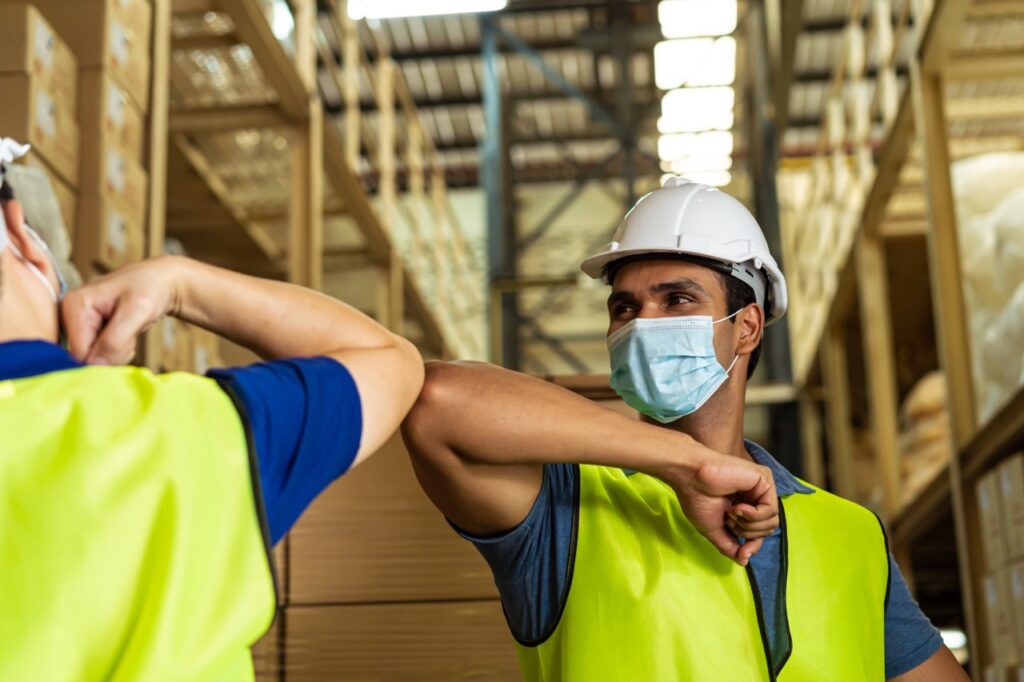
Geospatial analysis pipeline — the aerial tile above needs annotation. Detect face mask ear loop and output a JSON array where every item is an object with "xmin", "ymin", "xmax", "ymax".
[
  {"xmin": 8, "ymin": 240, "xmax": 58, "ymax": 303},
  {"xmin": 712, "ymin": 308, "xmax": 744, "ymax": 325},
  {"xmin": 724, "ymin": 354, "xmax": 740, "ymax": 377}
]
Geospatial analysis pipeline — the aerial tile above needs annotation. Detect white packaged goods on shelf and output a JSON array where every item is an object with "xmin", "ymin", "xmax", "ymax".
[
  {"xmin": 827, "ymin": 97, "xmax": 845, "ymax": 147},
  {"xmin": 899, "ymin": 371, "xmax": 951, "ymax": 507},
  {"xmin": 951, "ymin": 153, "xmax": 1024, "ymax": 422},
  {"xmin": 951, "ymin": 153, "xmax": 1024, "ymax": 223},
  {"xmin": 874, "ymin": 0, "xmax": 895, "ymax": 58},
  {"xmin": 846, "ymin": 24, "xmax": 866, "ymax": 77},
  {"xmin": 901, "ymin": 370, "xmax": 947, "ymax": 422},
  {"xmin": 978, "ymin": 284, "xmax": 1024, "ymax": 422},
  {"xmin": 879, "ymin": 69, "xmax": 899, "ymax": 127}
]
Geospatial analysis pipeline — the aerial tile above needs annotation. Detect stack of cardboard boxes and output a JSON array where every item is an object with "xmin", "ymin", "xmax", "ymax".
[
  {"xmin": 13, "ymin": 0, "xmax": 152, "ymax": 275},
  {"xmin": 159, "ymin": 317, "xmax": 225, "ymax": 375},
  {"xmin": 0, "ymin": 3, "xmax": 79, "ymax": 225},
  {"xmin": 978, "ymin": 453, "xmax": 1024, "ymax": 680}
]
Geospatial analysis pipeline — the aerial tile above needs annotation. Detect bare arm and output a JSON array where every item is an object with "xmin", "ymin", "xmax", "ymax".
[
  {"xmin": 402, "ymin": 360, "xmax": 778, "ymax": 564},
  {"xmin": 888, "ymin": 647, "xmax": 969, "ymax": 682},
  {"xmin": 62, "ymin": 255, "xmax": 424, "ymax": 464}
]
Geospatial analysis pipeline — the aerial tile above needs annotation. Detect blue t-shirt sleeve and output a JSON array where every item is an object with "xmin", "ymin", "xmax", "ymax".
[
  {"xmin": 884, "ymin": 553, "xmax": 943, "ymax": 678},
  {"xmin": 451, "ymin": 463, "xmax": 578, "ymax": 644},
  {"xmin": 209, "ymin": 356, "xmax": 363, "ymax": 546}
]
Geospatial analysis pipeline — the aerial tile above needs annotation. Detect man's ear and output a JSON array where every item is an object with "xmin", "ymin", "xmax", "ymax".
[
  {"xmin": 736, "ymin": 302, "xmax": 764, "ymax": 355},
  {"xmin": 2, "ymin": 200, "xmax": 54, "ymax": 279}
]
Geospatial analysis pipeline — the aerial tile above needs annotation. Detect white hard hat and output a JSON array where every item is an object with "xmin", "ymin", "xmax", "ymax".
[{"xmin": 580, "ymin": 176, "xmax": 788, "ymax": 324}]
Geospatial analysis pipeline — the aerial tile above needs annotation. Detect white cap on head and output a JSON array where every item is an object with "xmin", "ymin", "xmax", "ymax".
[
  {"xmin": 0, "ymin": 137, "xmax": 31, "ymax": 255},
  {"xmin": 579, "ymin": 176, "xmax": 789, "ymax": 324}
]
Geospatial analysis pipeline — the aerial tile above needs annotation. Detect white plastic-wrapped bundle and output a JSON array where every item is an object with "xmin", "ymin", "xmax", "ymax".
[
  {"xmin": 977, "ymin": 283, "xmax": 1024, "ymax": 421},
  {"xmin": 959, "ymin": 214, "xmax": 1004, "ymax": 314},
  {"xmin": 991, "ymin": 189, "xmax": 1024, "ymax": 277},
  {"xmin": 951, "ymin": 153, "xmax": 1024, "ymax": 222}
]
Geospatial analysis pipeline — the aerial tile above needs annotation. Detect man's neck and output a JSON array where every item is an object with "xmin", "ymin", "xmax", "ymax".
[{"xmin": 649, "ymin": 385, "xmax": 751, "ymax": 460}]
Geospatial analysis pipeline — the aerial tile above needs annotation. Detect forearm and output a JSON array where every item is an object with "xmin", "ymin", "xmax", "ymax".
[
  {"xmin": 170, "ymin": 256, "xmax": 400, "ymax": 360},
  {"xmin": 413, "ymin": 360, "xmax": 706, "ymax": 475}
]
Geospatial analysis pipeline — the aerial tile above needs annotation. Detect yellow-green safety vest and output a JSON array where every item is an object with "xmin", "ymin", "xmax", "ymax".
[
  {"xmin": 516, "ymin": 464, "xmax": 889, "ymax": 681},
  {"xmin": 0, "ymin": 365, "xmax": 277, "ymax": 681}
]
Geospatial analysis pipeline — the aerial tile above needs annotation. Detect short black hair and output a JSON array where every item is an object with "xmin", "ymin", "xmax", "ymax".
[{"xmin": 605, "ymin": 254, "xmax": 762, "ymax": 379}]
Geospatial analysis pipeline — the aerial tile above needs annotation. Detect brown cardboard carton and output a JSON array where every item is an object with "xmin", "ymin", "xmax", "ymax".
[
  {"xmin": 158, "ymin": 318, "xmax": 194, "ymax": 372},
  {"xmin": 980, "ymin": 469, "xmax": 1010, "ymax": 571},
  {"xmin": 985, "ymin": 571, "xmax": 1021, "ymax": 665},
  {"xmin": 0, "ymin": 74, "xmax": 79, "ymax": 187},
  {"xmin": 191, "ymin": 328, "xmax": 223, "ymax": 375},
  {"xmin": 74, "ymin": 190, "xmax": 143, "ymax": 271},
  {"xmin": 1001, "ymin": 455, "xmax": 1024, "ymax": 560},
  {"xmin": 21, "ymin": 152, "xmax": 77, "ymax": 232},
  {"xmin": 78, "ymin": 70, "xmax": 145, "ymax": 162},
  {"xmin": 82, "ymin": 145, "xmax": 148, "ymax": 227},
  {"xmin": 7, "ymin": 0, "xmax": 153, "ymax": 111},
  {"xmin": 0, "ymin": 3, "xmax": 77, "ymax": 108}
]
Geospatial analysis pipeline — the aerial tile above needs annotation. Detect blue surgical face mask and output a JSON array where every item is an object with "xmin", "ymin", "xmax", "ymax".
[{"xmin": 607, "ymin": 311, "xmax": 740, "ymax": 423}]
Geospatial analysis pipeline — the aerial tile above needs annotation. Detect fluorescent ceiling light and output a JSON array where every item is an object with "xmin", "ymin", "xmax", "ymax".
[
  {"xmin": 659, "ymin": 131, "xmax": 733, "ymax": 163},
  {"xmin": 271, "ymin": 0, "xmax": 294, "ymax": 40},
  {"xmin": 348, "ymin": 0, "xmax": 507, "ymax": 20},
  {"xmin": 659, "ymin": 0, "xmax": 737, "ymax": 38},
  {"xmin": 659, "ymin": 86, "xmax": 735, "ymax": 133},
  {"xmin": 654, "ymin": 37, "xmax": 736, "ymax": 89}
]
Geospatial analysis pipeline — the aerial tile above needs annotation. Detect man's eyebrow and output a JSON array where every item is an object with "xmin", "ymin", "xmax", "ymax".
[
  {"xmin": 650, "ymin": 278, "xmax": 710, "ymax": 296},
  {"xmin": 607, "ymin": 290, "xmax": 636, "ymax": 307}
]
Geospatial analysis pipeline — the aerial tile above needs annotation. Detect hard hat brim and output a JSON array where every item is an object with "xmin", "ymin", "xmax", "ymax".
[{"xmin": 580, "ymin": 246, "xmax": 789, "ymax": 325}]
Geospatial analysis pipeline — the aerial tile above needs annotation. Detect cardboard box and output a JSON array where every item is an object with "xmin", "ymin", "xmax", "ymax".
[
  {"xmin": 286, "ymin": 601, "xmax": 518, "ymax": 680},
  {"xmin": 985, "ymin": 571, "xmax": 1021, "ymax": 666},
  {"xmin": 21, "ymin": 152, "xmax": 76, "ymax": 233},
  {"xmin": 78, "ymin": 70, "xmax": 145, "ymax": 162},
  {"xmin": 9, "ymin": 0, "xmax": 153, "ymax": 111},
  {"xmin": 191, "ymin": 327, "xmax": 223, "ymax": 375},
  {"xmin": 0, "ymin": 3, "xmax": 77, "ymax": 108},
  {"xmin": 74, "ymin": 191, "xmax": 144, "ymax": 271},
  {"xmin": 159, "ymin": 318, "xmax": 194, "ymax": 372},
  {"xmin": 80, "ymin": 145, "xmax": 148, "ymax": 229},
  {"xmin": 0, "ymin": 74, "xmax": 79, "ymax": 187},
  {"xmin": 1001, "ymin": 455, "xmax": 1024, "ymax": 560},
  {"xmin": 289, "ymin": 435, "xmax": 498, "ymax": 605},
  {"xmin": 980, "ymin": 469, "xmax": 1010, "ymax": 571}
]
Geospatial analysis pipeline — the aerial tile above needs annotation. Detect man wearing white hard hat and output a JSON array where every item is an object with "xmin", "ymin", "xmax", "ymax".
[
  {"xmin": 402, "ymin": 178, "xmax": 964, "ymax": 680},
  {"xmin": 0, "ymin": 138, "xmax": 424, "ymax": 678}
]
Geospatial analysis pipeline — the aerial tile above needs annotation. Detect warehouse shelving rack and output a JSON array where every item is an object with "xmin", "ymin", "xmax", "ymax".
[
  {"xmin": 782, "ymin": 0, "xmax": 1024, "ymax": 672},
  {"xmin": 151, "ymin": 0, "xmax": 486, "ymax": 365}
]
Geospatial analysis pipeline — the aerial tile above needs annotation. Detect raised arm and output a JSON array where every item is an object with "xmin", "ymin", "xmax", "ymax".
[
  {"xmin": 402, "ymin": 360, "xmax": 778, "ymax": 564},
  {"xmin": 62, "ymin": 255, "xmax": 423, "ymax": 464}
]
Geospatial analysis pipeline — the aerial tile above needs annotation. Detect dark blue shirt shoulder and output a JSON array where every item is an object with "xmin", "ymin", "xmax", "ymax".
[
  {"xmin": 209, "ymin": 356, "xmax": 363, "ymax": 545},
  {"xmin": 455, "ymin": 442, "xmax": 942, "ymax": 678}
]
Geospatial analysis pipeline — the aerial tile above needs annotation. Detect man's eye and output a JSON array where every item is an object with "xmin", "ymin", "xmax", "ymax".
[
  {"xmin": 667, "ymin": 294, "xmax": 690, "ymax": 306},
  {"xmin": 614, "ymin": 304, "xmax": 636, "ymax": 317}
]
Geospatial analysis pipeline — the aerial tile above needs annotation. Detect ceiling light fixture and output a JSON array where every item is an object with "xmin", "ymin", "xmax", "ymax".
[
  {"xmin": 348, "ymin": 0, "xmax": 508, "ymax": 20},
  {"xmin": 658, "ymin": 0, "xmax": 737, "ymax": 38},
  {"xmin": 659, "ymin": 86, "xmax": 735, "ymax": 133},
  {"xmin": 654, "ymin": 37, "xmax": 736, "ymax": 90}
]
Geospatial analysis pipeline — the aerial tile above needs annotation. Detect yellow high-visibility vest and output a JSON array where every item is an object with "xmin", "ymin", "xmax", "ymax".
[
  {"xmin": 0, "ymin": 365, "xmax": 276, "ymax": 681},
  {"xmin": 516, "ymin": 464, "xmax": 888, "ymax": 681}
]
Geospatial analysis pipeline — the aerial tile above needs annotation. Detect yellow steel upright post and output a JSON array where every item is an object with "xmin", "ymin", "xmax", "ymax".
[
  {"xmin": 911, "ymin": 57, "xmax": 981, "ymax": 672},
  {"xmin": 290, "ymin": 0, "xmax": 323, "ymax": 291}
]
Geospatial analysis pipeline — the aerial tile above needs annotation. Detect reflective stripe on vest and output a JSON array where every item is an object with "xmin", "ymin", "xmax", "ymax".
[
  {"xmin": 516, "ymin": 464, "xmax": 888, "ymax": 681},
  {"xmin": 0, "ymin": 366, "xmax": 277, "ymax": 681}
]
